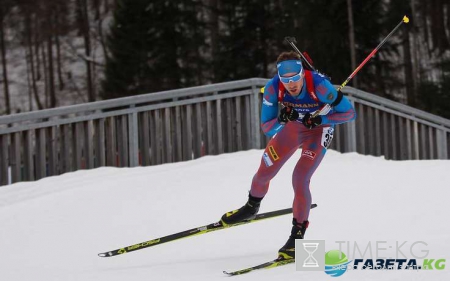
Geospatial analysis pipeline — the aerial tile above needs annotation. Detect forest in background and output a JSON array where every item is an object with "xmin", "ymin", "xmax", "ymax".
[{"xmin": 0, "ymin": 0, "xmax": 449, "ymax": 118}]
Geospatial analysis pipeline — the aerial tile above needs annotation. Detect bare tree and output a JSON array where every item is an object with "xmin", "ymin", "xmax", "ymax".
[
  {"xmin": 93, "ymin": 0, "xmax": 109, "ymax": 61},
  {"xmin": 46, "ymin": 13, "xmax": 56, "ymax": 108},
  {"xmin": 429, "ymin": 0, "xmax": 450, "ymax": 53},
  {"xmin": 403, "ymin": 24, "xmax": 415, "ymax": 107},
  {"xmin": 346, "ymin": 0, "xmax": 357, "ymax": 88},
  {"xmin": 0, "ymin": 3, "xmax": 11, "ymax": 114},
  {"xmin": 409, "ymin": 0, "xmax": 419, "ymax": 105},
  {"xmin": 77, "ymin": 0, "xmax": 95, "ymax": 102},
  {"xmin": 33, "ymin": 12, "xmax": 42, "ymax": 82},
  {"xmin": 41, "ymin": 36, "xmax": 49, "ymax": 108},
  {"xmin": 20, "ymin": 0, "xmax": 43, "ymax": 109},
  {"xmin": 207, "ymin": 0, "xmax": 219, "ymax": 82},
  {"xmin": 54, "ymin": 2, "xmax": 65, "ymax": 91}
]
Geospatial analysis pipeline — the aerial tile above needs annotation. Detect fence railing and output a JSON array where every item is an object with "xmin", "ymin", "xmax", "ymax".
[{"xmin": 1, "ymin": 78, "xmax": 449, "ymax": 186}]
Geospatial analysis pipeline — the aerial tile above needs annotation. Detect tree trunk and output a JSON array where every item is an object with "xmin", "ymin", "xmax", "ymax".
[
  {"xmin": 55, "ymin": 34, "xmax": 64, "ymax": 91},
  {"xmin": 260, "ymin": 2, "xmax": 268, "ymax": 77},
  {"xmin": 410, "ymin": 0, "xmax": 419, "ymax": 103},
  {"xmin": 47, "ymin": 29, "xmax": 56, "ymax": 107},
  {"xmin": 25, "ymin": 11, "xmax": 43, "ymax": 110},
  {"xmin": 44, "ymin": 2, "xmax": 57, "ymax": 108},
  {"xmin": 54, "ymin": 7, "xmax": 64, "ymax": 92},
  {"xmin": 26, "ymin": 52, "xmax": 33, "ymax": 111},
  {"xmin": 97, "ymin": 13, "xmax": 109, "ymax": 62},
  {"xmin": 94, "ymin": 0, "xmax": 100, "ymax": 20},
  {"xmin": 34, "ymin": 14, "xmax": 42, "ymax": 81},
  {"xmin": 208, "ymin": 0, "xmax": 219, "ymax": 82},
  {"xmin": 193, "ymin": 3, "xmax": 203, "ymax": 85},
  {"xmin": 0, "ymin": 8, "xmax": 11, "ymax": 115},
  {"xmin": 95, "ymin": 0, "xmax": 109, "ymax": 61},
  {"xmin": 420, "ymin": 1, "xmax": 432, "ymax": 56},
  {"xmin": 78, "ymin": 0, "xmax": 95, "ymax": 102},
  {"xmin": 430, "ymin": 0, "xmax": 450, "ymax": 53},
  {"xmin": 41, "ymin": 40, "xmax": 49, "ymax": 108},
  {"xmin": 346, "ymin": 0, "xmax": 357, "ymax": 88},
  {"xmin": 403, "ymin": 26, "xmax": 415, "ymax": 107}
]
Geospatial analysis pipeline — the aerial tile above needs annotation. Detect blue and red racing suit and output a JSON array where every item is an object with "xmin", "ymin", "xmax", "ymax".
[{"xmin": 250, "ymin": 71, "xmax": 356, "ymax": 222}]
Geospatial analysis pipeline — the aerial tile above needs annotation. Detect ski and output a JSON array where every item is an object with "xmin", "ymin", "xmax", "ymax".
[
  {"xmin": 98, "ymin": 203, "xmax": 317, "ymax": 257},
  {"xmin": 224, "ymin": 257, "xmax": 295, "ymax": 276}
]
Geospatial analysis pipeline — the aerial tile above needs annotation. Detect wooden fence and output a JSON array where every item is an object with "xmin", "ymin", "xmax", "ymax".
[{"xmin": 0, "ymin": 78, "xmax": 449, "ymax": 186}]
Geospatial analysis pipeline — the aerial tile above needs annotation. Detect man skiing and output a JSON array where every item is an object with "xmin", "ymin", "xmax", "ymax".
[{"xmin": 221, "ymin": 51, "xmax": 356, "ymax": 260}]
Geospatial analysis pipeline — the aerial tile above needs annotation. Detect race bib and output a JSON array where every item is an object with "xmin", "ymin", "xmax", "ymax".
[{"xmin": 321, "ymin": 127, "xmax": 334, "ymax": 149}]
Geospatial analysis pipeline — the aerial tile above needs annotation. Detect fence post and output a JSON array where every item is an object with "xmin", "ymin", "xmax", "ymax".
[
  {"xmin": 251, "ymin": 85, "xmax": 261, "ymax": 149},
  {"xmin": 0, "ymin": 134, "xmax": 9, "ymax": 185},
  {"xmin": 345, "ymin": 98, "xmax": 357, "ymax": 152},
  {"xmin": 413, "ymin": 121, "xmax": 420, "ymax": 159},
  {"xmin": 128, "ymin": 107, "xmax": 139, "ymax": 167},
  {"xmin": 436, "ymin": 128, "xmax": 448, "ymax": 159}
]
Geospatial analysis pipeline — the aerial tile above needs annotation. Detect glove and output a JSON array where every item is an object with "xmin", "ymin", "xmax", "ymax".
[
  {"xmin": 278, "ymin": 106, "xmax": 299, "ymax": 124},
  {"xmin": 302, "ymin": 112, "xmax": 322, "ymax": 129}
]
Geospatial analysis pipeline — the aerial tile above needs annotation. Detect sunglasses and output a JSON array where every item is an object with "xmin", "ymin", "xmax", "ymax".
[{"xmin": 279, "ymin": 71, "xmax": 304, "ymax": 84}]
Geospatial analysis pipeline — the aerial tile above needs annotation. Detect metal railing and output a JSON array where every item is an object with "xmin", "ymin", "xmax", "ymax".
[{"xmin": 0, "ymin": 78, "xmax": 449, "ymax": 186}]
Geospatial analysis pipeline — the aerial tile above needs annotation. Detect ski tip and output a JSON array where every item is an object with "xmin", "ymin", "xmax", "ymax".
[
  {"xmin": 223, "ymin": 271, "xmax": 232, "ymax": 276},
  {"xmin": 98, "ymin": 252, "xmax": 112, "ymax": 257}
]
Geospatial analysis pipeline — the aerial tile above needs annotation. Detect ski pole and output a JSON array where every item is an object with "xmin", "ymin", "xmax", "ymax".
[
  {"xmin": 336, "ymin": 15, "xmax": 410, "ymax": 92},
  {"xmin": 284, "ymin": 37, "xmax": 317, "ymax": 72},
  {"xmin": 311, "ymin": 15, "xmax": 409, "ymax": 117}
]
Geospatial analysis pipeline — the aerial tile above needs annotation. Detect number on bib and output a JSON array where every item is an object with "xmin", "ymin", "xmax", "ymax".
[{"xmin": 321, "ymin": 127, "xmax": 334, "ymax": 149}]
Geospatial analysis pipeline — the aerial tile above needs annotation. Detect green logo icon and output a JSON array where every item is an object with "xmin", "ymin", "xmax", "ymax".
[{"xmin": 324, "ymin": 250, "xmax": 351, "ymax": 277}]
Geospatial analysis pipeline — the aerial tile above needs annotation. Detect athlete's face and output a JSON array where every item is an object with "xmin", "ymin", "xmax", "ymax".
[{"xmin": 280, "ymin": 72, "xmax": 304, "ymax": 96}]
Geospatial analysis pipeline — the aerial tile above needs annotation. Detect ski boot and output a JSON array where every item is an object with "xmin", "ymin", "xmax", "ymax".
[
  {"xmin": 221, "ymin": 194, "xmax": 262, "ymax": 225},
  {"xmin": 278, "ymin": 219, "xmax": 309, "ymax": 260}
]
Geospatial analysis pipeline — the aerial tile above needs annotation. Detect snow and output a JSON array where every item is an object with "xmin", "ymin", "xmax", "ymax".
[{"xmin": 0, "ymin": 149, "xmax": 449, "ymax": 281}]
